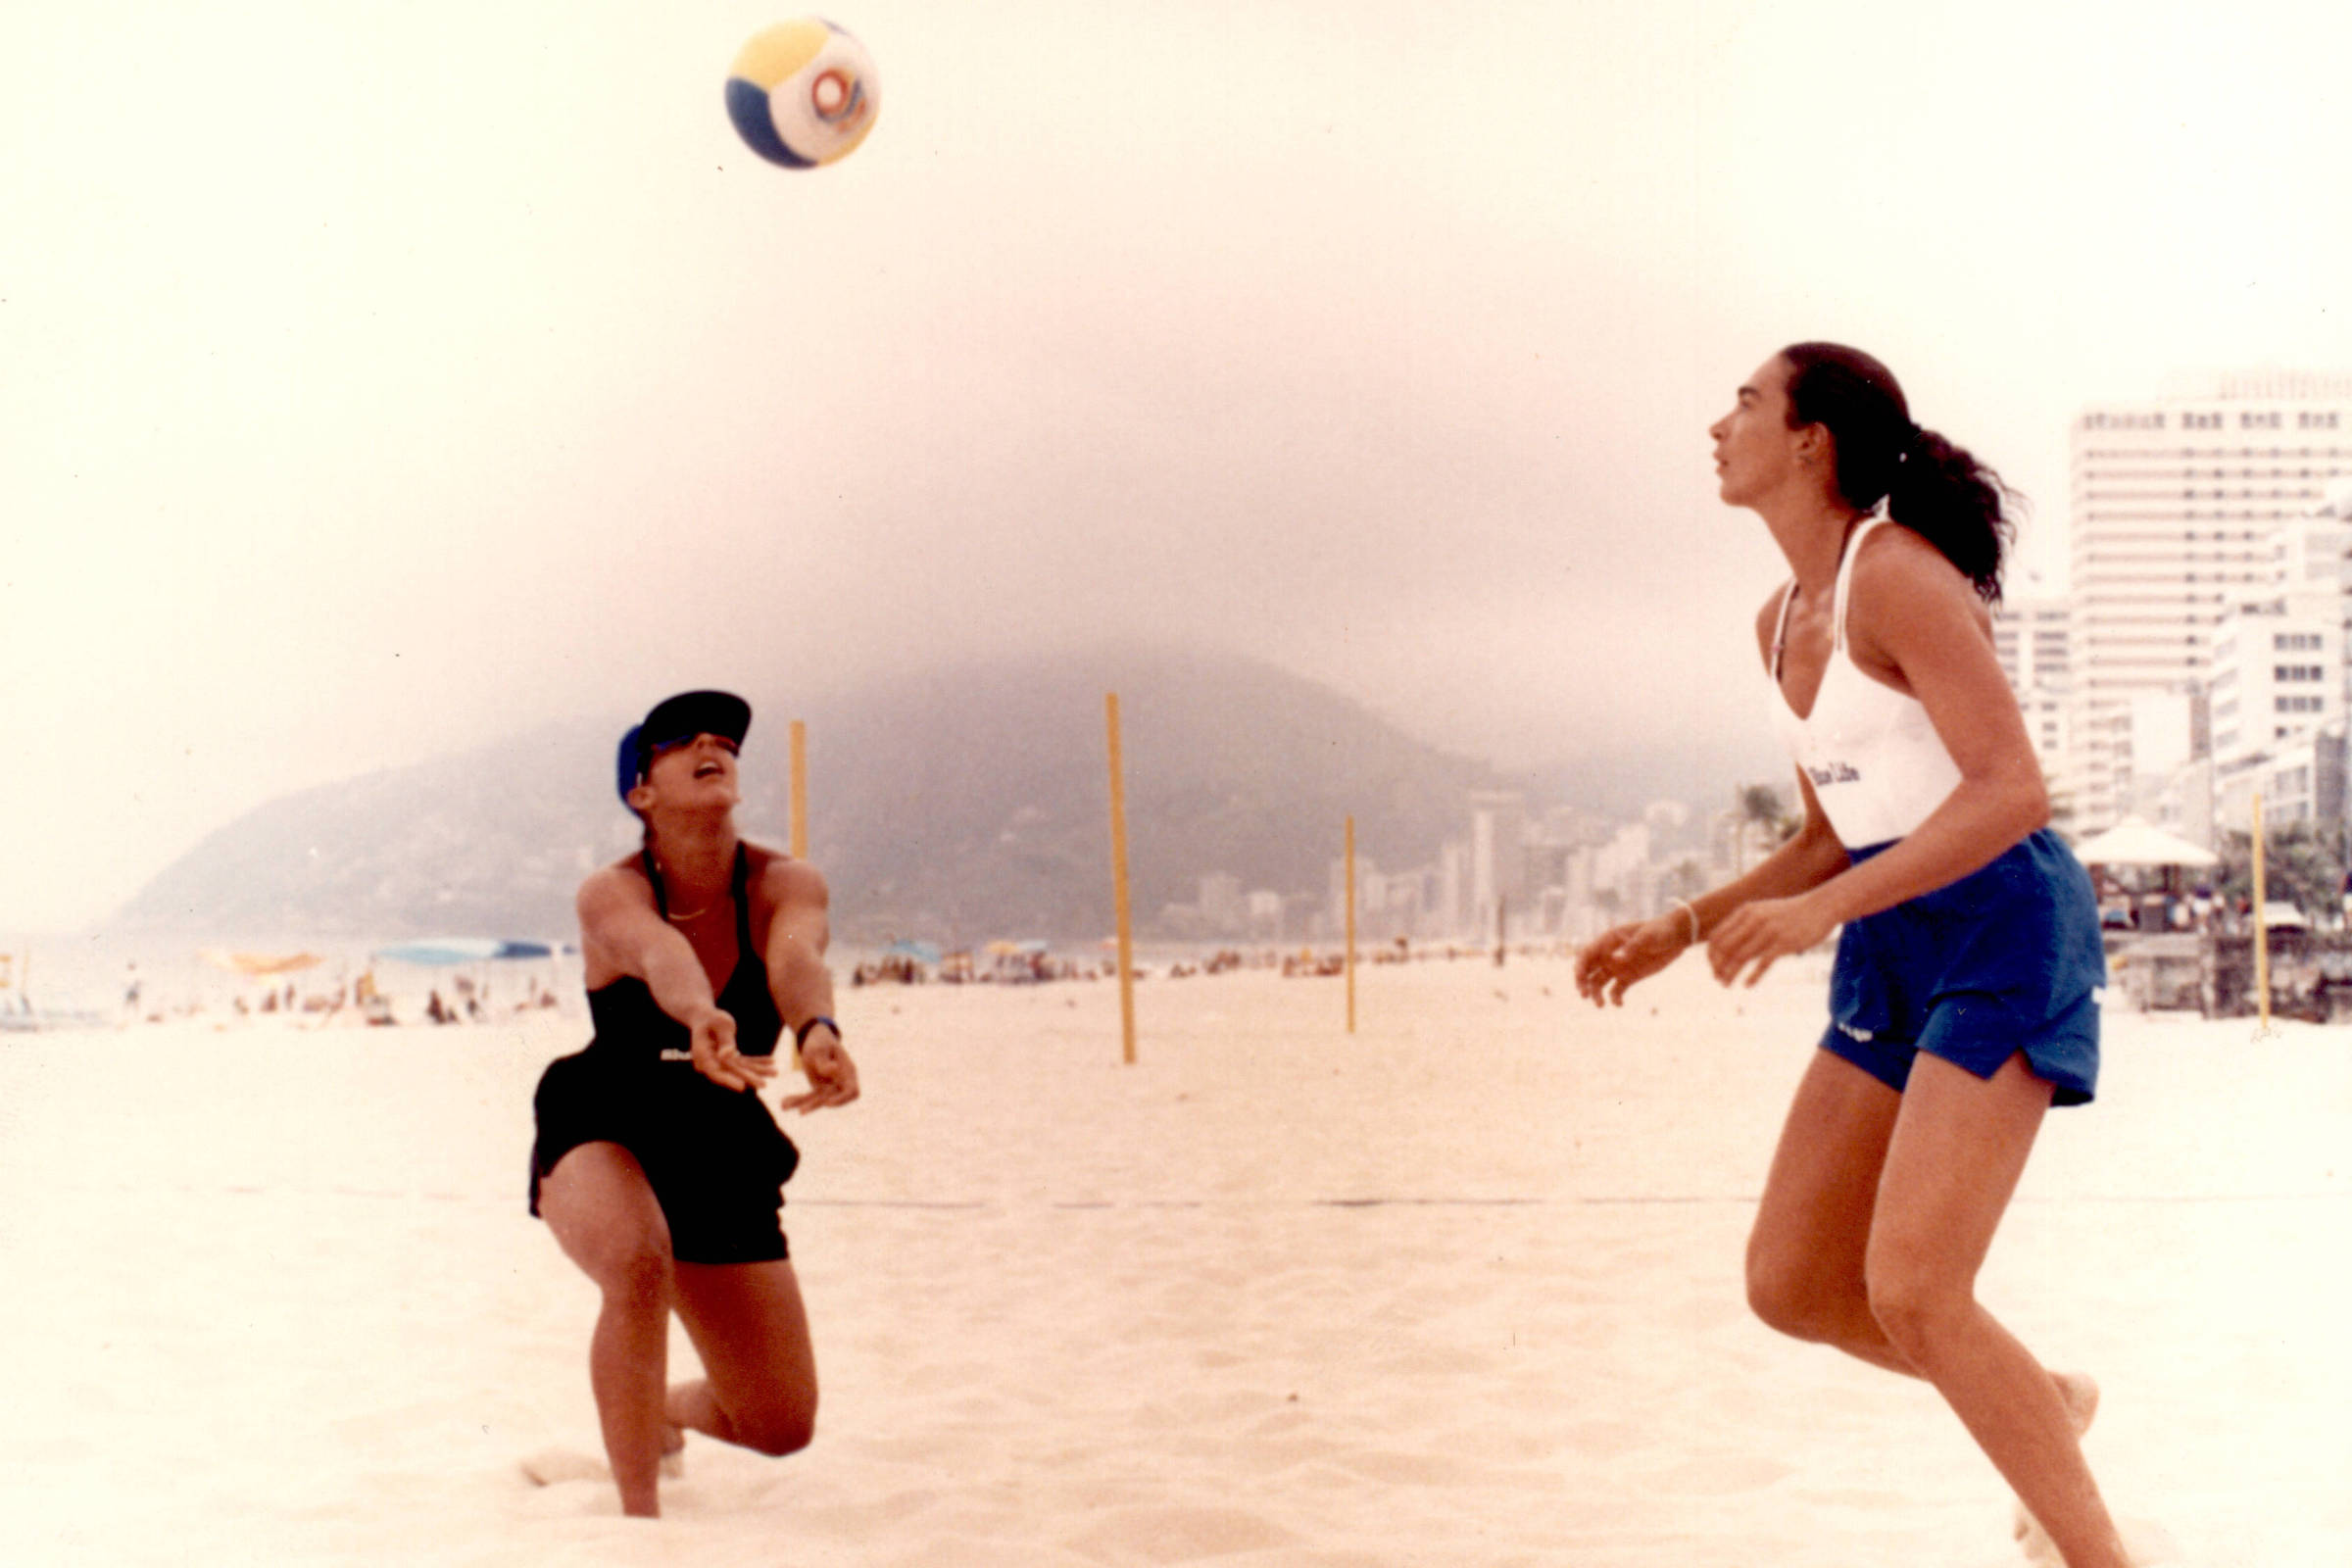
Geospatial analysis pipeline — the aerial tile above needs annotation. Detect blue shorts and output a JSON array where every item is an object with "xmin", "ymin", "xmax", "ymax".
[{"xmin": 1822, "ymin": 829, "xmax": 2104, "ymax": 1106}]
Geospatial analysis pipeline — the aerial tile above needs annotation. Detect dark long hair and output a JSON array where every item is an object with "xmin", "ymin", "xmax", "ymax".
[{"xmin": 1780, "ymin": 342, "xmax": 2017, "ymax": 602}]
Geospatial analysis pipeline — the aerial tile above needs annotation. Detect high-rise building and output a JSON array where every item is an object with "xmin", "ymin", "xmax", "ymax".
[
  {"xmin": 2065, "ymin": 374, "xmax": 2352, "ymax": 828},
  {"xmin": 2209, "ymin": 480, "xmax": 2352, "ymax": 830},
  {"xmin": 2210, "ymin": 594, "xmax": 2344, "ymax": 764},
  {"xmin": 1993, "ymin": 596, "xmax": 2072, "ymax": 788},
  {"xmin": 1467, "ymin": 790, "xmax": 1527, "ymax": 939},
  {"xmin": 1197, "ymin": 872, "xmax": 1245, "ymax": 933}
]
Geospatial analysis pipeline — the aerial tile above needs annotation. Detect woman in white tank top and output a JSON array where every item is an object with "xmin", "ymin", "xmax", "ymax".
[{"xmin": 1575, "ymin": 345, "xmax": 2132, "ymax": 1567}]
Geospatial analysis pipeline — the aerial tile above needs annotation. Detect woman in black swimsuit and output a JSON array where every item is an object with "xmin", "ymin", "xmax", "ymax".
[{"xmin": 529, "ymin": 690, "xmax": 859, "ymax": 1517}]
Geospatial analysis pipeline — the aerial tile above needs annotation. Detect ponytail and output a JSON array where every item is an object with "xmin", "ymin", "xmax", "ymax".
[
  {"xmin": 1886, "ymin": 423, "xmax": 2015, "ymax": 603},
  {"xmin": 1781, "ymin": 342, "xmax": 2018, "ymax": 603}
]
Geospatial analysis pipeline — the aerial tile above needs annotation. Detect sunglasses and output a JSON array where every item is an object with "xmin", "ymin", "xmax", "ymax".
[{"xmin": 648, "ymin": 734, "xmax": 741, "ymax": 760}]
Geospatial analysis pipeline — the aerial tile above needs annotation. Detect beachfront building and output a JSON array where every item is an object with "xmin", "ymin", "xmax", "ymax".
[
  {"xmin": 1993, "ymin": 596, "xmax": 2073, "ymax": 800},
  {"xmin": 1437, "ymin": 839, "xmax": 1468, "ymax": 937},
  {"xmin": 1322, "ymin": 852, "xmax": 1450, "ymax": 945},
  {"xmin": 1522, "ymin": 806, "xmax": 1625, "ymax": 942},
  {"xmin": 1325, "ymin": 852, "xmax": 1374, "ymax": 940},
  {"xmin": 1467, "ymin": 791, "xmax": 1528, "ymax": 941},
  {"xmin": 2064, "ymin": 375, "xmax": 2352, "ymax": 832},
  {"xmin": 2206, "ymin": 483, "xmax": 2352, "ymax": 834},
  {"xmin": 2209, "ymin": 595, "xmax": 2344, "ymax": 767},
  {"xmin": 1154, "ymin": 870, "xmax": 1292, "ymax": 942},
  {"xmin": 1246, "ymin": 889, "xmax": 1284, "ymax": 941},
  {"xmin": 2213, "ymin": 729, "xmax": 2345, "ymax": 833}
]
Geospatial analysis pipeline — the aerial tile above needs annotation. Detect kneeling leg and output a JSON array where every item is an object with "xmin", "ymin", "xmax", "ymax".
[{"xmin": 669, "ymin": 1257, "xmax": 819, "ymax": 1458}]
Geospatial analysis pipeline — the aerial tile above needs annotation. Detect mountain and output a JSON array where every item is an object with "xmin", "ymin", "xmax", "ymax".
[
  {"xmin": 108, "ymin": 647, "xmax": 1512, "ymax": 944},
  {"xmin": 106, "ymin": 645, "xmax": 1788, "ymax": 945}
]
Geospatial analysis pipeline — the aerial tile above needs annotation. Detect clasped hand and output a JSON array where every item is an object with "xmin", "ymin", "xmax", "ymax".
[
  {"xmin": 688, "ymin": 1006, "xmax": 777, "ymax": 1092},
  {"xmin": 1702, "ymin": 896, "xmax": 1835, "ymax": 988},
  {"xmin": 1574, "ymin": 894, "xmax": 1834, "ymax": 1005},
  {"xmin": 781, "ymin": 1032, "xmax": 860, "ymax": 1114}
]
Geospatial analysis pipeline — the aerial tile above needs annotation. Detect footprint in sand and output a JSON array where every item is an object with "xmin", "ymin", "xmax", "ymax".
[
  {"xmin": 519, "ymin": 1431, "xmax": 687, "ymax": 1488},
  {"xmin": 518, "ymin": 1447, "xmax": 609, "ymax": 1488}
]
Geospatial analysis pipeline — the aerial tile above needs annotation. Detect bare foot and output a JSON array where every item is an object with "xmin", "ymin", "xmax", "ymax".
[
  {"xmin": 2012, "ymin": 1373, "xmax": 2101, "ymax": 1560},
  {"xmin": 2054, "ymin": 1371, "xmax": 2101, "ymax": 1436},
  {"xmin": 661, "ymin": 1423, "xmax": 686, "ymax": 1480}
]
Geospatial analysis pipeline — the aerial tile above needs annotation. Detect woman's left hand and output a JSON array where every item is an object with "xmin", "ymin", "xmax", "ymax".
[
  {"xmin": 1706, "ymin": 895, "xmax": 1837, "ymax": 988},
  {"xmin": 1575, "ymin": 915, "xmax": 1690, "ymax": 1007},
  {"xmin": 780, "ymin": 1031, "xmax": 860, "ymax": 1114}
]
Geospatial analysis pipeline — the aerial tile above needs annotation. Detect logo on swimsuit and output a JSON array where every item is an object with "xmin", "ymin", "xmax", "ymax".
[
  {"xmin": 1807, "ymin": 761, "xmax": 1861, "ymax": 787},
  {"xmin": 659, "ymin": 1048, "xmax": 694, "ymax": 1062}
]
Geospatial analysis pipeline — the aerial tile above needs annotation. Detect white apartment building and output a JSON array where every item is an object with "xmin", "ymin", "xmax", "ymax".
[
  {"xmin": 2209, "ymin": 483, "xmax": 2352, "ymax": 831},
  {"xmin": 2064, "ymin": 375, "xmax": 2352, "ymax": 829},
  {"xmin": 1467, "ymin": 790, "xmax": 1527, "ymax": 938},
  {"xmin": 1992, "ymin": 596, "xmax": 2072, "ymax": 786},
  {"xmin": 2210, "ymin": 594, "xmax": 2344, "ymax": 765}
]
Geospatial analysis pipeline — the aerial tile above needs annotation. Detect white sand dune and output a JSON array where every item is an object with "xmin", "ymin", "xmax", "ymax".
[{"xmin": 0, "ymin": 956, "xmax": 2344, "ymax": 1565}]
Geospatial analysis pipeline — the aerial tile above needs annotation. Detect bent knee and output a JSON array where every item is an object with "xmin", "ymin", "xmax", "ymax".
[
  {"xmin": 738, "ymin": 1407, "xmax": 815, "ymax": 1457},
  {"xmin": 1745, "ymin": 1254, "xmax": 1856, "ymax": 1344},
  {"xmin": 1862, "ymin": 1261, "xmax": 1972, "ymax": 1355},
  {"xmin": 577, "ymin": 1226, "xmax": 673, "ymax": 1303},
  {"xmin": 541, "ymin": 1147, "xmax": 675, "ymax": 1297}
]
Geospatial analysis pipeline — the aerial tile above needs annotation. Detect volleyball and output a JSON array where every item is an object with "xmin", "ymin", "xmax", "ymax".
[{"xmin": 724, "ymin": 20, "xmax": 880, "ymax": 170}]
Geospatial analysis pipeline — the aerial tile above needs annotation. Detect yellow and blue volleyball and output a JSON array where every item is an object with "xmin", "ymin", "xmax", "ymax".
[{"xmin": 724, "ymin": 19, "xmax": 879, "ymax": 170}]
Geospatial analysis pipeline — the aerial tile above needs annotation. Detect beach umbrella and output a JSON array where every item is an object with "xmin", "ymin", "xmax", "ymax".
[
  {"xmin": 2070, "ymin": 815, "xmax": 2219, "ymax": 867},
  {"xmin": 372, "ymin": 939, "xmax": 503, "ymax": 966},
  {"xmin": 371, "ymin": 939, "xmax": 558, "ymax": 966},
  {"xmin": 883, "ymin": 940, "xmax": 942, "ymax": 965},
  {"xmin": 200, "ymin": 950, "xmax": 323, "ymax": 977}
]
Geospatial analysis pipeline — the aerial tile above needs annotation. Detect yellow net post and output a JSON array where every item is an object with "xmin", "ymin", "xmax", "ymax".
[
  {"xmin": 789, "ymin": 719, "xmax": 809, "ymax": 1070},
  {"xmin": 1105, "ymin": 694, "xmax": 1138, "ymax": 1065},
  {"xmin": 1345, "ymin": 815, "xmax": 1356, "ymax": 1035},
  {"xmin": 789, "ymin": 720, "xmax": 808, "ymax": 860},
  {"xmin": 2252, "ymin": 791, "xmax": 2269, "ymax": 1030}
]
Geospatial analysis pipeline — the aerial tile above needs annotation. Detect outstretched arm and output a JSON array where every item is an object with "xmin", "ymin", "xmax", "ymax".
[
  {"xmin": 760, "ymin": 858, "xmax": 859, "ymax": 1113},
  {"xmin": 1574, "ymin": 771, "xmax": 1848, "ymax": 1006},
  {"xmin": 576, "ymin": 866, "xmax": 774, "ymax": 1091}
]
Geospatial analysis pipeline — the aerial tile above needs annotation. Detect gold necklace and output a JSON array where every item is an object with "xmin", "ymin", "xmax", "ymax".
[{"xmin": 650, "ymin": 845, "xmax": 733, "ymax": 924}]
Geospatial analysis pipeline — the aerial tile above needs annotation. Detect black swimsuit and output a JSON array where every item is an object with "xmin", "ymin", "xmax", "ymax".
[{"xmin": 528, "ymin": 845, "xmax": 800, "ymax": 1264}]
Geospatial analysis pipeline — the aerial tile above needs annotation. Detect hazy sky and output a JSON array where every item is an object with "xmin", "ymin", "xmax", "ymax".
[{"xmin": 7, "ymin": 1, "xmax": 2350, "ymax": 931}]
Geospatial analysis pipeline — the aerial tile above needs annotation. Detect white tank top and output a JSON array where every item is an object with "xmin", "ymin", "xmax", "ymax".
[{"xmin": 1768, "ymin": 517, "xmax": 1963, "ymax": 850}]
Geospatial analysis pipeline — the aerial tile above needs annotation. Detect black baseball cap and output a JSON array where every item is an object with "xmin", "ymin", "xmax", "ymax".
[{"xmin": 615, "ymin": 690, "xmax": 753, "ymax": 804}]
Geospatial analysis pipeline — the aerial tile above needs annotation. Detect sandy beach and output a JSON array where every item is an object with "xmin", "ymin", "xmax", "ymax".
[{"xmin": 0, "ymin": 954, "xmax": 2344, "ymax": 1566}]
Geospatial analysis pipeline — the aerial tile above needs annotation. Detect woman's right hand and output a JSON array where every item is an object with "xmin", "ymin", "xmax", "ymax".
[
  {"xmin": 687, "ymin": 1005, "xmax": 774, "ymax": 1092},
  {"xmin": 1574, "ymin": 916, "xmax": 1690, "ymax": 1007}
]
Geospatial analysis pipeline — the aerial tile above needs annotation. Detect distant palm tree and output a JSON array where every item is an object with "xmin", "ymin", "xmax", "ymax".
[
  {"xmin": 2219, "ymin": 820, "xmax": 2349, "ymax": 924},
  {"xmin": 1667, "ymin": 857, "xmax": 1707, "ymax": 906},
  {"xmin": 1737, "ymin": 783, "xmax": 1788, "ymax": 874}
]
